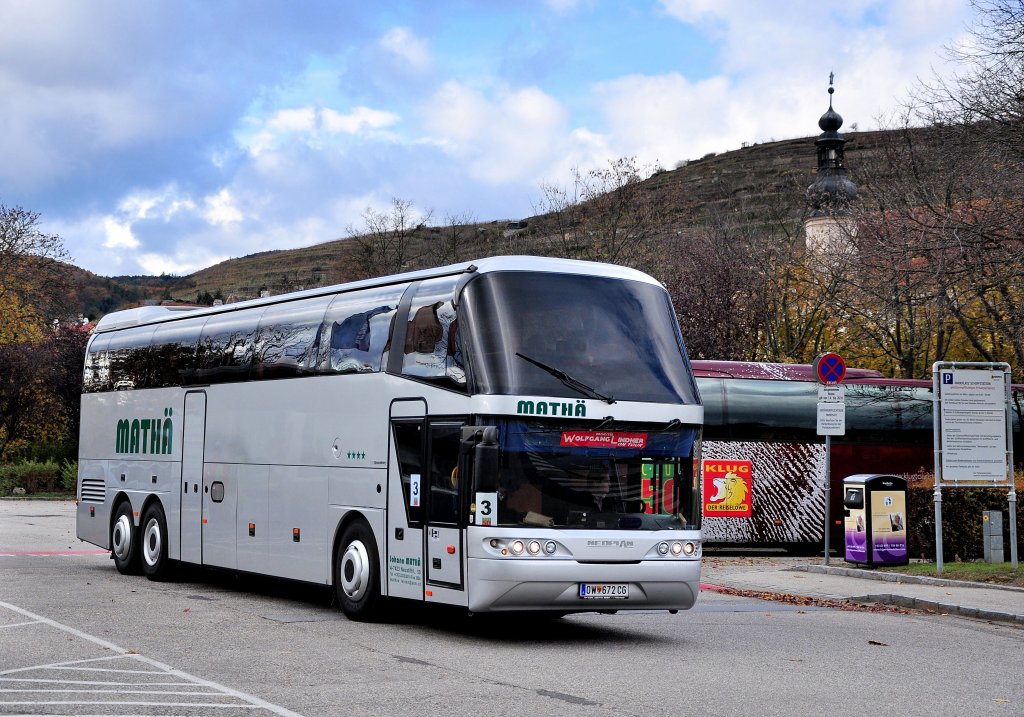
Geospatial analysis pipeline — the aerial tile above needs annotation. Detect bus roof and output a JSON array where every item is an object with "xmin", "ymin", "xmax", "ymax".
[{"xmin": 93, "ymin": 255, "xmax": 662, "ymax": 332}]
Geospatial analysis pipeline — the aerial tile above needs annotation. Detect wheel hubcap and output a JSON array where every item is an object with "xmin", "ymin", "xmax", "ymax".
[
  {"xmin": 142, "ymin": 518, "xmax": 162, "ymax": 567},
  {"xmin": 112, "ymin": 514, "xmax": 132, "ymax": 561},
  {"xmin": 340, "ymin": 540, "xmax": 369, "ymax": 600}
]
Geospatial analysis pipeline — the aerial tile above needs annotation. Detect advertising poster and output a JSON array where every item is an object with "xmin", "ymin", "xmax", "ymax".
[
  {"xmin": 844, "ymin": 498, "xmax": 868, "ymax": 563},
  {"xmin": 870, "ymin": 490, "xmax": 907, "ymax": 562},
  {"xmin": 703, "ymin": 460, "xmax": 753, "ymax": 518}
]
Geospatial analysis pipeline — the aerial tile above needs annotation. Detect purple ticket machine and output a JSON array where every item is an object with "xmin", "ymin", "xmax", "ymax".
[{"xmin": 843, "ymin": 474, "xmax": 909, "ymax": 566}]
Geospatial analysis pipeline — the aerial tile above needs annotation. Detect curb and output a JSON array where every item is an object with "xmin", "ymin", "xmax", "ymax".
[
  {"xmin": 850, "ymin": 594, "xmax": 1024, "ymax": 626},
  {"xmin": 795, "ymin": 564, "xmax": 1024, "ymax": 594}
]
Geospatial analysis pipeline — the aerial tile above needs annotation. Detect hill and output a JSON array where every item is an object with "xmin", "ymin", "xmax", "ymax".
[{"xmin": 75, "ymin": 127, "xmax": 904, "ymax": 316}]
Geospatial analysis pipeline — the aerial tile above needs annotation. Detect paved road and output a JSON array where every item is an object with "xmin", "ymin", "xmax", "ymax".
[{"xmin": 1, "ymin": 500, "xmax": 1022, "ymax": 716}]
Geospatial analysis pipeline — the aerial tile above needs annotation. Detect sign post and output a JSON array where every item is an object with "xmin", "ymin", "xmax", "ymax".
[
  {"xmin": 933, "ymin": 362, "xmax": 1016, "ymax": 573},
  {"xmin": 815, "ymin": 352, "xmax": 846, "ymax": 565}
]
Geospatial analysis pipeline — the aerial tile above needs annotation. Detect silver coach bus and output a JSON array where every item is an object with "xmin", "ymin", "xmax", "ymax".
[{"xmin": 77, "ymin": 256, "xmax": 704, "ymax": 619}]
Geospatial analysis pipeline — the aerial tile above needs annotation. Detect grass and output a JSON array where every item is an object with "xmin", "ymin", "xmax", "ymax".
[{"xmin": 878, "ymin": 561, "xmax": 1024, "ymax": 588}]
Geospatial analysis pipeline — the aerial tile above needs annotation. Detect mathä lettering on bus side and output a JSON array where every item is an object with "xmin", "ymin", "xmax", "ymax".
[{"xmin": 114, "ymin": 408, "xmax": 174, "ymax": 455}]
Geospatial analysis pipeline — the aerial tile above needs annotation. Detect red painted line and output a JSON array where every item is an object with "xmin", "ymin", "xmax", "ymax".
[
  {"xmin": 700, "ymin": 582, "xmax": 728, "ymax": 592},
  {"xmin": 0, "ymin": 550, "xmax": 109, "ymax": 556}
]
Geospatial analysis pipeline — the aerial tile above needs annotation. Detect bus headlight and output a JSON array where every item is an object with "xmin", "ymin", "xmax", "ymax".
[
  {"xmin": 682, "ymin": 541, "xmax": 697, "ymax": 556},
  {"xmin": 670, "ymin": 542, "xmax": 683, "ymax": 556},
  {"xmin": 527, "ymin": 540, "xmax": 542, "ymax": 555},
  {"xmin": 658, "ymin": 542, "xmax": 670, "ymax": 555},
  {"xmin": 544, "ymin": 541, "xmax": 557, "ymax": 555},
  {"xmin": 510, "ymin": 540, "xmax": 525, "ymax": 556}
]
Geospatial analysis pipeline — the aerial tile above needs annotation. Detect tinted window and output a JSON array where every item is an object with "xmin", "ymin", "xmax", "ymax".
[
  {"xmin": 400, "ymin": 278, "xmax": 465, "ymax": 390},
  {"xmin": 723, "ymin": 380, "xmax": 817, "ymax": 438},
  {"xmin": 150, "ymin": 318, "xmax": 203, "ymax": 388},
  {"xmin": 393, "ymin": 421, "xmax": 424, "ymax": 526},
  {"xmin": 83, "ymin": 333, "xmax": 112, "ymax": 393},
  {"xmin": 318, "ymin": 286, "xmax": 403, "ymax": 374},
  {"xmin": 253, "ymin": 297, "xmax": 330, "ymax": 379},
  {"xmin": 461, "ymin": 272, "xmax": 697, "ymax": 403},
  {"xmin": 195, "ymin": 309, "xmax": 263, "ymax": 384},
  {"xmin": 106, "ymin": 326, "xmax": 156, "ymax": 390}
]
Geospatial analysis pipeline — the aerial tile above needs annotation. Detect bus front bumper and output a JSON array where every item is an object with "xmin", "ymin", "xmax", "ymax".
[{"xmin": 466, "ymin": 557, "xmax": 701, "ymax": 613}]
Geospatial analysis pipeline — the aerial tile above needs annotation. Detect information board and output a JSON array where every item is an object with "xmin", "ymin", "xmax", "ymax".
[
  {"xmin": 816, "ymin": 385, "xmax": 846, "ymax": 436},
  {"xmin": 937, "ymin": 368, "xmax": 1009, "ymax": 484}
]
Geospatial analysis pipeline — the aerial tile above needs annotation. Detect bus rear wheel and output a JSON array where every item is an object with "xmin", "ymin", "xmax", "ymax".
[
  {"xmin": 140, "ymin": 502, "xmax": 172, "ymax": 581},
  {"xmin": 111, "ymin": 501, "xmax": 140, "ymax": 575},
  {"xmin": 335, "ymin": 521, "xmax": 382, "ymax": 621}
]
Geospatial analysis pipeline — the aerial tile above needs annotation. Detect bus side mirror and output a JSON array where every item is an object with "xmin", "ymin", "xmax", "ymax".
[{"xmin": 474, "ymin": 427, "xmax": 499, "ymax": 491}]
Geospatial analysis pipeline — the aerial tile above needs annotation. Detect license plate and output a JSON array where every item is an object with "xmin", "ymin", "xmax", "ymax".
[{"xmin": 578, "ymin": 583, "xmax": 629, "ymax": 599}]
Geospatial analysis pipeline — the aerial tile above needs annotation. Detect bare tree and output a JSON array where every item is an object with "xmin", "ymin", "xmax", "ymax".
[
  {"xmin": 348, "ymin": 198, "xmax": 434, "ymax": 278},
  {"xmin": 424, "ymin": 211, "xmax": 478, "ymax": 266},
  {"xmin": 534, "ymin": 157, "xmax": 665, "ymax": 267}
]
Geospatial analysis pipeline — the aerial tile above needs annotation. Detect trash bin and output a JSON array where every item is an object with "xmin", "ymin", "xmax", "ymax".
[{"xmin": 842, "ymin": 474, "xmax": 909, "ymax": 566}]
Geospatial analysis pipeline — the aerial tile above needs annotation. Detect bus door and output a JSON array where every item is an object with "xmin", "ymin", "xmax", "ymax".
[
  {"xmin": 423, "ymin": 421, "xmax": 465, "ymax": 593},
  {"xmin": 388, "ymin": 401, "xmax": 467, "ymax": 603},
  {"xmin": 180, "ymin": 391, "xmax": 206, "ymax": 564}
]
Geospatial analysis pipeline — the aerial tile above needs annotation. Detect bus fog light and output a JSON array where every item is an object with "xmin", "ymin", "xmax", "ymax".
[
  {"xmin": 510, "ymin": 540, "xmax": 525, "ymax": 556},
  {"xmin": 670, "ymin": 542, "xmax": 683, "ymax": 556},
  {"xmin": 527, "ymin": 540, "xmax": 541, "ymax": 555},
  {"xmin": 658, "ymin": 542, "xmax": 670, "ymax": 556},
  {"xmin": 544, "ymin": 541, "xmax": 556, "ymax": 555},
  {"xmin": 683, "ymin": 541, "xmax": 697, "ymax": 556}
]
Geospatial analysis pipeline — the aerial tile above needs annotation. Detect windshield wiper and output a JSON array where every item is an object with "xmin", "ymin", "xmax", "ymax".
[{"xmin": 515, "ymin": 352, "xmax": 616, "ymax": 404}]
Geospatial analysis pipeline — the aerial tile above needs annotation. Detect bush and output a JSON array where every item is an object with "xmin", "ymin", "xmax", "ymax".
[
  {"xmin": 0, "ymin": 461, "xmax": 67, "ymax": 496},
  {"xmin": 907, "ymin": 486, "xmax": 1023, "ymax": 561}
]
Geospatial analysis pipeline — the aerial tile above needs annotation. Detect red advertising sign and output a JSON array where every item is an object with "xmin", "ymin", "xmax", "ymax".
[
  {"xmin": 703, "ymin": 460, "xmax": 753, "ymax": 517},
  {"xmin": 560, "ymin": 431, "xmax": 648, "ymax": 449}
]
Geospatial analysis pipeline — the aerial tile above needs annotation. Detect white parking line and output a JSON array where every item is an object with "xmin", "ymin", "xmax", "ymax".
[
  {"xmin": 0, "ymin": 599, "xmax": 305, "ymax": 717},
  {"xmin": 0, "ymin": 620, "xmax": 41, "ymax": 629}
]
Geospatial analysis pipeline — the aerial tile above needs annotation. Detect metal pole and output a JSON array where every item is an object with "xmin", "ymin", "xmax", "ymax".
[
  {"xmin": 824, "ymin": 435, "xmax": 831, "ymax": 566},
  {"xmin": 932, "ymin": 362, "xmax": 944, "ymax": 574},
  {"xmin": 1010, "ymin": 489, "xmax": 1018, "ymax": 570}
]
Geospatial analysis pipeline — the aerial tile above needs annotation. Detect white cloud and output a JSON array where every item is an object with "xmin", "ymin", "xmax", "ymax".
[
  {"xmin": 322, "ymin": 106, "xmax": 400, "ymax": 134},
  {"xmin": 421, "ymin": 81, "xmax": 572, "ymax": 184},
  {"xmin": 101, "ymin": 217, "xmax": 138, "ymax": 250},
  {"xmin": 380, "ymin": 27, "xmax": 431, "ymax": 70},
  {"xmin": 203, "ymin": 188, "xmax": 245, "ymax": 227}
]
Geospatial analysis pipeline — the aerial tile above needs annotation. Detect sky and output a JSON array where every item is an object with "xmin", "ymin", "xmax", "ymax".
[{"xmin": 0, "ymin": 0, "xmax": 978, "ymax": 278}]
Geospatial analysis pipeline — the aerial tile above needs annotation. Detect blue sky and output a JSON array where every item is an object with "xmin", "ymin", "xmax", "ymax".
[{"xmin": 0, "ymin": 0, "xmax": 975, "ymax": 277}]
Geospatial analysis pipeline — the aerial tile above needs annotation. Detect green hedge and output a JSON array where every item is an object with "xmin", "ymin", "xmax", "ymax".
[
  {"xmin": 0, "ymin": 461, "xmax": 77, "ymax": 496},
  {"xmin": 907, "ymin": 486, "xmax": 1023, "ymax": 561}
]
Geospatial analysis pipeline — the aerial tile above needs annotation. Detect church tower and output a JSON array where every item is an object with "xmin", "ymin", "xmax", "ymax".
[{"xmin": 804, "ymin": 76, "xmax": 858, "ymax": 253}]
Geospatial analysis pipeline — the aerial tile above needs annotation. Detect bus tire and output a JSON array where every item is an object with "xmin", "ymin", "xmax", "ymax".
[
  {"xmin": 111, "ymin": 501, "xmax": 140, "ymax": 575},
  {"xmin": 335, "ymin": 521, "xmax": 382, "ymax": 621},
  {"xmin": 140, "ymin": 502, "xmax": 172, "ymax": 581}
]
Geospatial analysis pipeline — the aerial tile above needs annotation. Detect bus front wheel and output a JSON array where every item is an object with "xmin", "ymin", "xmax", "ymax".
[
  {"xmin": 140, "ymin": 502, "xmax": 172, "ymax": 581},
  {"xmin": 335, "ymin": 521, "xmax": 382, "ymax": 621},
  {"xmin": 111, "ymin": 501, "xmax": 140, "ymax": 575}
]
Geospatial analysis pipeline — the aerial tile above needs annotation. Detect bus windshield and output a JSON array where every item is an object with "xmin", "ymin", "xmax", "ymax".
[
  {"xmin": 460, "ymin": 272, "xmax": 698, "ymax": 404},
  {"xmin": 479, "ymin": 418, "xmax": 701, "ymax": 531}
]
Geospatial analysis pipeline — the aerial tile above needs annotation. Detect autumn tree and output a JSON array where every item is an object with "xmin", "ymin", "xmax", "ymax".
[{"xmin": 0, "ymin": 204, "xmax": 73, "ymax": 341}]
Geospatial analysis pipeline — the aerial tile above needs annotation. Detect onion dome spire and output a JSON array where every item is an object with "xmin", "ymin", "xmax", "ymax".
[{"xmin": 806, "ymin": 74, "xmax": 857, "ymax": 218}]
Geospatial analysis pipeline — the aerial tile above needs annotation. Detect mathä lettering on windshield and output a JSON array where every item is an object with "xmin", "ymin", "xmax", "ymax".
[{"xmin": 560, "ymin": 431, "xmax": 648, "ymax": 449}]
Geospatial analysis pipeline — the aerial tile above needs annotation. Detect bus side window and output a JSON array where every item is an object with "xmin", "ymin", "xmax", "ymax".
[
  {"xmin": 319, "ymin": 286, "xmax": 403, "ymax": 375},
  {"xmin": 151, "ymin": 318, "xmax": 203, "ymax": 388},
  {"xmin": 252, "ymin": 296, "xmax": 331, "ymax": 379},
  {"xmin": 83, "ymin": 333, "xmax": 112, "ymax": 393},
  {"xmin": 400, "ymin": 278, "xmax": 465, "ymax": 389},
  {"xmin": 196, "ymin": 308, "xmax": 264, "ymax": 384},
  {"xmin": 106, "ymin": 325, "xmax": 156, "ymax": 391}
]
